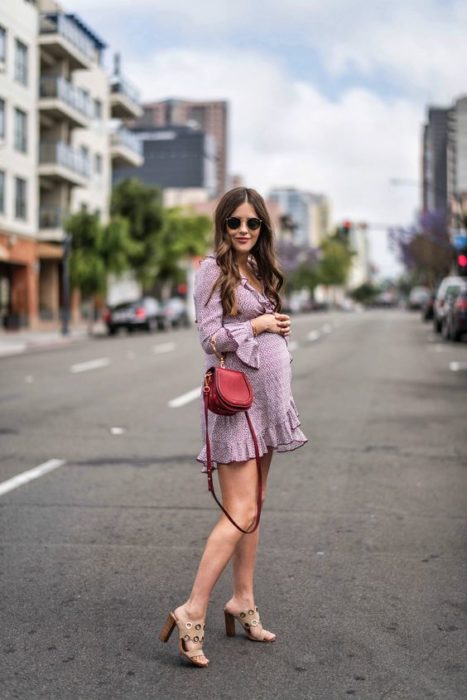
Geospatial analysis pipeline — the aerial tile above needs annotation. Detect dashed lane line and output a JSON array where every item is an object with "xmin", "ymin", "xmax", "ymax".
[
  {"xmin": 449, "ymin": 361, "xmax": 467, "ymax": 372},
  {"xmin": 307, "ymin": 330, "xmax": 321, "ymax": 342},
  {"xmin": 152, "ymin": 342, "xmax": 176, "ymax": 354},
  {"xmin": 0, "ymin": 458, "xmax": 66, "ymax": 498},
  {"xmin": 168, "ymin": 387, "xmax": 202, "ymax": 408},
  {"xmin": 70, "ymin": 357, "xmax": 111, "ymax": 373}
]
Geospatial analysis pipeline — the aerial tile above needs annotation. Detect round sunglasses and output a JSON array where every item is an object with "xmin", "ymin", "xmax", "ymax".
[{"xmin": 225, "ymin": 216, "xmax": 262, "ymax": 231}]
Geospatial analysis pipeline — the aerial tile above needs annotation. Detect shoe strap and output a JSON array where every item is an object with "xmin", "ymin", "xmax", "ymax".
[
  {"xmin": 175, "ymin": 617, "xmax": 206, "ymax": 645},
  {"xmin": 237, "ymin": 607, "xmax": 261, "ymax": 630}
]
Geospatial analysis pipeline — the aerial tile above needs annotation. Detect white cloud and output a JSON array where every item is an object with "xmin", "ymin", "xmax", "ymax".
[{"xmin": 128, "ymin": 47, "xmax": 421, "ymax": 222}]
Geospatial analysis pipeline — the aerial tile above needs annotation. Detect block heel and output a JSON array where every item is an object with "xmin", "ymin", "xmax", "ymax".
[{"xmin": 224, "ymin": 610, "xmax": 236, "ymax": 637}]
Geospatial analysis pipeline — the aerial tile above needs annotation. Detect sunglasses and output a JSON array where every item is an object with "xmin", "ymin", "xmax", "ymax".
[{"xmin": 226, "ymin": 217, "xmax": 262, "ymax": 231}]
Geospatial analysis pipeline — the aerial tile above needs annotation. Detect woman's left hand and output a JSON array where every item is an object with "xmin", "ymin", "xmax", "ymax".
[{"xmin": 274, "ymin": 313, "xmax": 291, "ymax": 337}]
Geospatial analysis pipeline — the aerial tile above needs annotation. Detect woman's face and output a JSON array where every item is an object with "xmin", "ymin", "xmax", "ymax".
[{"xmin": 225, "ymin": 201, "xmax": 262, "ymax": 257}]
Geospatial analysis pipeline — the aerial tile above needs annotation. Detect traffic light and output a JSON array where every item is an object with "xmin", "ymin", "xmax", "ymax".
[{"xmin": 457, "ymin": 250, "xmax": 467, "ymax": 276}]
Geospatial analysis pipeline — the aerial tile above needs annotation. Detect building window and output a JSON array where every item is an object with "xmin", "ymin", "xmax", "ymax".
[
  {"xmin": 94, "ymin": 153, "xmax": 102, "ymax": 174},
  {"xmin": 0, "ymin": 171, "xmax": 5, "ymax": 214},
  {"xmin": 14, "ymin": 108, "xmax": 27, "ymax": 152},
  {"xmin": 93, "ymin": 98, "xmax": 102, "ymax": 120},
  {"xmin": 0, "ymin": 26, "xmax": 6, "ymax": 65},
  {"xmin": 15, "ymin": 39, "xmax": 28, "ymax": 86},
  {"xmin": 15, "ymin": 177, "xmax": 27, "ymax": 220},
  {"xmin": 0, "ymin": 98, "xmax": 5, "ymax": 140}
]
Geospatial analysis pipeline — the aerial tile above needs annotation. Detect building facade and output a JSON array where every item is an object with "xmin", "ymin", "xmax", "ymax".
[
  {"xmin": 135, "ymin": 99, "xmax": 228, "ymax": 196},
  {"xmin": 113, "ymin": 125, "xmax": 217, "ymax": 198},
  {"xmin": 0, "ymin": 0, "xmax": 39, "ymax": 328},
  {"xmin": 268, "ymin": 187, "xmax": 330, "ymax": 247},
  {"xmin": 0, "ymin": 0, "xmax": 142, "ymax": 329}
]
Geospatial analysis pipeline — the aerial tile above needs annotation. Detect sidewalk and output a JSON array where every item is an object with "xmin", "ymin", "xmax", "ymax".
[{"xmin": 0, "ymin": 323, "xmax": 106, "ymax": 358}]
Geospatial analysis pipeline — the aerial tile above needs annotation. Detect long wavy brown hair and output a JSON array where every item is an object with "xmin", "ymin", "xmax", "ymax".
[{"xmin": 208, "ymin": 187, "xmax": 283, "ymax": 316}]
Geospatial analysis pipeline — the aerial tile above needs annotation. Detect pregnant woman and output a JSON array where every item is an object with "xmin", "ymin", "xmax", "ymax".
[{"xmin": 160, "ymin": 187, "xmax": 307, "ymax": 667}]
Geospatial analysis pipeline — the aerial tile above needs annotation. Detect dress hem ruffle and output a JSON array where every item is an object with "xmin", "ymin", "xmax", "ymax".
[{"xmin": 197, "ymin": 407, "xmax": 308, "ymax": 473}]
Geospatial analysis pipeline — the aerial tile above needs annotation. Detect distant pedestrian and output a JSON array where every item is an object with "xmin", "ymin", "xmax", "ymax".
[{"xmin": 160, "ymin": 187, "xmax": 307, "ymax": 666}]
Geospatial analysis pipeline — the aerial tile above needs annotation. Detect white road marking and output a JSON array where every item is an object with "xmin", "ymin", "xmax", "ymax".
[
  {"xmin": 307, "ymin": 330, "xmax": 321, "ymax": 342},
  {"xmin": 25, "ymin": 375, "xmax": 34, "ymax": 383},
  {"xmin": 70, "ymin": 357, "xmax": 110, "ymax": 373},
  {"xmin": 110, "ymin": 427, "xmax": 126, "ymax": 435},
  {"xmin": 152, "ymin": 342, "xmax": 176, "ymax": 354},
  {"xmin": 321, "ymin": 324, "xmax": 333, "ymax": 334},
  {"xmin": 0, "ymin": 343, "xmax": 26, "ymax": 357},
  {"xmin": 449, "ymin": 361, "xmax": 467, "ymax": 372},
  {"xmin": 169, "ymin": 387, "xmax": 201, "ymax": 408},
  {"xmin": 0, "ymin": 458, "xmax": 66, "ymax": 498},
  {"xmin": 288, "ymin": 340, "xmax": 299, "ymax": 352}
]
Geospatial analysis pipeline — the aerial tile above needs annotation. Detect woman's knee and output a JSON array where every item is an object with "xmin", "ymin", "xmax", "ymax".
[{"xmin": 225, "ymin": 500, "xmax": 258, "ymax": 530}]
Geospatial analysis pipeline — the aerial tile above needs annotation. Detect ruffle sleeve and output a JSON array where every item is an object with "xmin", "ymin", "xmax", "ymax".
[{"xmin": 194, "ymin": 256, "xmax": 260, "ymax": 368}]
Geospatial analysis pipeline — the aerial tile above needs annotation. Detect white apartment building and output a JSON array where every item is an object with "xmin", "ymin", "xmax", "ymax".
[
  {"xmin": 0, "ymin": 0, "xmax": 39, "ymax": 328},
  {"xmin": 0, "ymin": 0, "xmax": 143, "ymax": 329}
]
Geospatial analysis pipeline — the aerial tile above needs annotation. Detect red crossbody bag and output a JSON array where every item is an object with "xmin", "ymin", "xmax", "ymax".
[{"xmin": 203, "ymin": 335, "xmax": 263, "ymax": 534}]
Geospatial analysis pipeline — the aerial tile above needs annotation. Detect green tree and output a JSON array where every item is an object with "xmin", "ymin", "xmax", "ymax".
[
  {"xmin": 66, "ymin": 210, "xmax": 135, "ymax": 334},
  {"xmin": 317, "ymin": 236, "xmax": 354, "ymax": 286},
  {"xmin": 152, "ymin": 206, "xmax": 212, "ymax": 295},
  {"xmin": 111, "ymin": 178, "xmax": 164, "ymax": 291}
]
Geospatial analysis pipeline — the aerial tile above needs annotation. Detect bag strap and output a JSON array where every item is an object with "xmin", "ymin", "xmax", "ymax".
[{"xmin": 203, "ymin": 389, "xmax": 263, "ymax": 534}]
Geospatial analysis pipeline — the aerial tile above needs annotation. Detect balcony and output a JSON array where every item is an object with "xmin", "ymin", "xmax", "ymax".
[
  {"xmin": 38, "ymin": 206, "xmax": 69, "ymax": 241},
  {"xmin": 39, "ymin": 13, "xmax": 101, "ymax": 71},
  {"xmin": 110, "ymin": 128, "xmax": 143, "ymax": 168},
  {"xmin": 110, "ymin": 76, "xmax": 143, "ymax": 119},
  {"xmin": 39, "ymin": 76, "xmax": 92, "ymax": 129},
  {"xmin": 39, "ymin": 142, "xmax": 90, "ymax": 187}
]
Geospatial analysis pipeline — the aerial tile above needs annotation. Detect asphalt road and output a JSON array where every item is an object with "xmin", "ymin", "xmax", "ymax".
[{"xmin": 1, "ymin": 310, "xmax": 466, "ymax": 700}]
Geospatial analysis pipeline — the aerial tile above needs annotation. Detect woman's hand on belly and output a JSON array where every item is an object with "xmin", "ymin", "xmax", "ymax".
[{"xmin": 252, "ymin": 313, "xmax": 291, "ymax": 337}]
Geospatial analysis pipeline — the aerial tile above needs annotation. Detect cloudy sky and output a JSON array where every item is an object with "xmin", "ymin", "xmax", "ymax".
[{"xmin": 76, "ymin": 0, "xmax": 467, "ymax": 277}]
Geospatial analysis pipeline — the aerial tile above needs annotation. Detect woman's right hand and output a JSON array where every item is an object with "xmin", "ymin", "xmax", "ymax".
[{"xmin": 253, "ymin": 313, "xmax": 291, "ymax": 336}]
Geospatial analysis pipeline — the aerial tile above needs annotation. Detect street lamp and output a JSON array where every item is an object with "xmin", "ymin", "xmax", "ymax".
[{"xmin": 61, "ymin": 231, "xmax": 72, "ymax": 336}]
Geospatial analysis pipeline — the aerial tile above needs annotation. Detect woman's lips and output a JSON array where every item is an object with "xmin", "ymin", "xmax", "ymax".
[{"xmin": 235, "ymin": 238, "xmax": 249, "ymax": 243}]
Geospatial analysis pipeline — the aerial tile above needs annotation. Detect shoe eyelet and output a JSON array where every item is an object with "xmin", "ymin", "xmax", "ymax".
[
  {"xmin": 240, "ymin": 612, "xmax": 246, "ymax": 618},
  {"xmin": 251, "ymin": 619, "xmax": 258, "ymax": 626},
  {"xmin": 185, "ymin": 621, "xmax": 192, "ymax": 629},
  {"xmin": 184, "ymin": 635, "xmax": 190, "ymax": 641},
  {"xmin": 248, "ymin": 609, "xmax": 254, "ymax": 615},
  {"xmin": 193, "ymin": 636, "xmax": 199, "ymax": 642},
  {"xmin": 195, "ymin": 624, "xmax": 201, "ymax": 630}
]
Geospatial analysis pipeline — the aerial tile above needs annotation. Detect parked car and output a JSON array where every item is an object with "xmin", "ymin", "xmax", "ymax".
[
  {"xmin": 442, "ymin": 282, "xmax": 467, "ymax": 341},
  {"xmin": 421, "ymin": 291, "xmax": 436, "ymax": 321},
  {"xmin": 433, "ymin": 276, "xmax": 465, "ymax": 333},
  {"xmin": 103, "ymin": 297, "xmax": 166, "ymax": 335},
  {"xmin": 408, "ymin": 285, "xmax": 430, "ymax": 310},
  {"xmin": 161, "ymin": 297, "xmax": 190, "ymax": 328}
]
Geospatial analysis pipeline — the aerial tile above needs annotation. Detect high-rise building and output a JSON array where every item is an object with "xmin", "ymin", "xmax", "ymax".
[
  {"xmin": 135, "ymin": 99, "xmax": 228, "ymax": 196},
  {"xmin": 422, "ymin": 106, "xmax": 450, "ymax": 214},
  {"xmin": 447, "ymin": 96, "xmax": 467, "ymax": 204},
  {"xmin": 113, "ymin": 125, "xmax": 217, "ymax": 199},
  {"xmin": 0, "ymin": 0, "xmax": 143, "ymax": 329},
  {"xmin": 268, "ymin": 187, "xmax": 330, "ymax": 247}
]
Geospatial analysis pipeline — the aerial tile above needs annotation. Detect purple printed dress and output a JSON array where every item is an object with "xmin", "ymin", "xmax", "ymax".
[{"xmin": 195, "ymin": 254, "xmax": 307, "ymax": 471}]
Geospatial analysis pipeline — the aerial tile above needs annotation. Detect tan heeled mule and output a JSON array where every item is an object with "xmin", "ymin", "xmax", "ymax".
[
  {"xmin": 224, "ymin": 606, "xmax": 276, "ymax": 642},
  {"xmin": 159, "ymin": 611, "xmax": 209, "ymax": 667}
]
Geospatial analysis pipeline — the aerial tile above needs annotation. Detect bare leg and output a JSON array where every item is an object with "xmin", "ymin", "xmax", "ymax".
[
  {"xmin": 173, "ymin": 456, "xmax": 261, "ymax": 664},
  {"xmin": 224, "ymin": 447, "xmax": 276, "ymax": 641}
]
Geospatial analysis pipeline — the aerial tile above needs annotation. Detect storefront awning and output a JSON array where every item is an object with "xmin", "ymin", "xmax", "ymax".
[{"xmin": 37, "ymin": 242, "xmax": 63, "ymax": 259}]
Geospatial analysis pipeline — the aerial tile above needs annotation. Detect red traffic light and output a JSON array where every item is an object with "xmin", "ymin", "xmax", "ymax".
[{"xmin": 458, "ymin": 254, "xmax": 467, "ymax": 267}]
